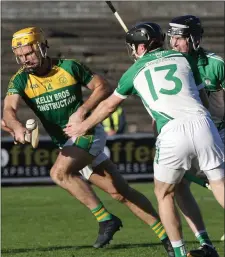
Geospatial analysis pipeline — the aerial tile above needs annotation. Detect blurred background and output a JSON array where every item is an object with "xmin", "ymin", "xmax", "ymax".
[{"xmin": 1, "ymin": 1, "xmax": 224, "ymax": 135}]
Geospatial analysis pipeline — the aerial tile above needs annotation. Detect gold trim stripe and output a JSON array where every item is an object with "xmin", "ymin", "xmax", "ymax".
[
  {"xmin": 152, "ymin": 222, "xmax": 162, "ymax": 231},
  {"xmin": 94, "ymin": 207, "xmax": 104, "ymax": 217},
  {"xmin": 97, "ymin": 212, "xmax": 109, "ymax": 221}
]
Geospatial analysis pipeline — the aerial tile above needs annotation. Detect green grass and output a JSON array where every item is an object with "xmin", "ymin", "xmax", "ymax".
[{"xmin": 2, "ymin": 183, "xmax": 224, "ymax": 257}]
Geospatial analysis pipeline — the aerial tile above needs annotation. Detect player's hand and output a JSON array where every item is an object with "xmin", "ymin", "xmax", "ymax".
[
  {"xmin": 63, "ymin": 122, "xmax": 88, "ymax": 138},
  {"xmin": 68, "ymin": 106, "xmax": 87, "ymax": 125},
  {"xmin": 13, "ymin": 125, "xmax": 30, "ymax": 144}
]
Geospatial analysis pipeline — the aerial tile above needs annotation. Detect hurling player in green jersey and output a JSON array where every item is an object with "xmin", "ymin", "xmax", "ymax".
[
  {"xmin": 65, "ymin": 22, "xmax": 224, "ymax": 257},
  {"xmin": 2, "ymin": 27, "xmax": 175, "ymax": 256},
  {"xmin": 168, "ymin": 15, "xmax": 224, "ymax": 257}
]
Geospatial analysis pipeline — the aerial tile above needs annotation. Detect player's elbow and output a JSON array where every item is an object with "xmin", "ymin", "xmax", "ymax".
[
  {"xmin": 102, "ymin": 82, "xmax": 113, "ymax": 98},
  {"xmin": 95, "ymin": 75, "xmax": 113, "ymax": 97},
  {"xmin": 3, "ymin": 106, "xmax": 16, "ymax": 120}
]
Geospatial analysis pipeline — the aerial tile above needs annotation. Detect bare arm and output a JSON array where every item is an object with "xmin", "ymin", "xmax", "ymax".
[
  {"xmin": 1, "ymin": 120, "xmax": 14, "ymax": 136},
  {"xmin": 76, "ymin": 74, "xmax": 112, "ymax": 118},
  {"xmin": 3, "ymin": 95, "xmax": 23, "ymax": 129},
  {"xmin": 3, "ymin": 94, "xmax": 27, "ymax": 143},
  {"xmin": 64, "ymin": 94, "xmax": 124, "ymax": 137},
  {"xmin": 83, "ymin": 94, "xmax": 123, "ymax": 131},
  {"xmin": 199, "ymin": 88, "xmax": 209, "ymax": 109}
]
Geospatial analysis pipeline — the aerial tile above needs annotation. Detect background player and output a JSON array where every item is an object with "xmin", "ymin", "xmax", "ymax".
[{"xmin": 167, "ymin": 15, "xmax": 225, "ymax": 257}]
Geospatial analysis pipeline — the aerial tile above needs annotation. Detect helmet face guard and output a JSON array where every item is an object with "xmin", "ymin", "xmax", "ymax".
[
  {"xmin": 126, "ymin": 43, "xmax": 138, "ymax": 61},
  {"xmin": 12, "ymin": 27, "xmax": 48, "ymax": 73},
  {"xmin": 167, "ymin": 15, "xmax": 204, "ymax": 51}
]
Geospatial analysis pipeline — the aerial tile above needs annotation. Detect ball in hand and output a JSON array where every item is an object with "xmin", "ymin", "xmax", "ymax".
[{"xmin": 26, "ymin": 119, "xmax": 37, "ymax": 131}]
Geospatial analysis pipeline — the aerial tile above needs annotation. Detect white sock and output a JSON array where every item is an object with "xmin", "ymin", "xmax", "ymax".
[
  {"xmin": 195, "ymin": 230, "xmax": 207, "ymax": 238},
  {"xmin": 171, "ymin": 239, "xmax": 185, "ymax": 248},
  {"xmin": 171, "ymin": 240, "xmax": 187, "ymax": 256}
]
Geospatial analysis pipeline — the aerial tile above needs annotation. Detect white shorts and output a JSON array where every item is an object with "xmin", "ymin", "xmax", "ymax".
[
  {"xmin": 154, "ymin": 116, "xmax": 225, "ymax": 184},
  {"xmin": 63, "ymin": 124, "xmax": 109, "ymax": 179},
  {"xmin": 195, "ymin": 127, "xmax": 225, "ymax": 178}
]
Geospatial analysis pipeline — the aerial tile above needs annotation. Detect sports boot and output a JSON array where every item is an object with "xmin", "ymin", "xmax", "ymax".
[
  {"xmin": 93, "ymin": 215, "xmax": 123, "ymax": 248},
  {"xmin": 187, "ymin": 245, "xmax": 219, "ymax": 257}
]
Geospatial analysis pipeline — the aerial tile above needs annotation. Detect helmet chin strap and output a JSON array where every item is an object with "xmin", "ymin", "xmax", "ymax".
[
  {"xmin": 132, "ymin": 44, "xmax": 148, "ymax": 61},
  {"xmin": 37, "ymin": 42, "xmax": 47, "ymax": 58},
  {"xmin": 135, "ymin": 50, "xmax": 147, "ymax": 60},
  {"xmin": 189, "ymin": 35, "xmax": 201, "ymax": 51}
]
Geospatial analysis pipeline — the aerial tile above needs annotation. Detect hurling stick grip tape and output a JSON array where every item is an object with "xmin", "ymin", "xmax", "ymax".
[
  {"xmin": 105, "ymin": 1, "xmax": 128, "ymax": 32},
  {"xmin": 105, "ymin": 1, "xmax": 116, "ymax": 13}
]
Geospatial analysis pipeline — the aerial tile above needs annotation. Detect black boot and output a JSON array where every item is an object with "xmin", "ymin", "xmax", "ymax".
[
  {"xmin": 161, "ymin": 237, "xmax": 175, "ymax": 257},
  {"xmin": 188, "ymin": 245, "xmax": 220, "ymax": 257},
  {"xmin": 93, "ymin": 215, "xmax": 123, "ymax": 248}
]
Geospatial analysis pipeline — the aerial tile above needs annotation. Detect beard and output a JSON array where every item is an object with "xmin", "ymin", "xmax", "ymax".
[
  {"xmin": 23, "ymin": 66, "xmax": 36, "ymax": 74},
  {"xmin": 23, "ymin": 61, "xmax": 41, "ymax": 74}
]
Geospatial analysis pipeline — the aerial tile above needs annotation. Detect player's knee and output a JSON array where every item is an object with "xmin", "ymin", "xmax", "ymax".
[
  {"xmin": 154, "ymin": 185, "xmax": 175, "ymax": 202},
  {"xmin": 50, "ymin": 166, "xmax": 68, "ymax": 184}
]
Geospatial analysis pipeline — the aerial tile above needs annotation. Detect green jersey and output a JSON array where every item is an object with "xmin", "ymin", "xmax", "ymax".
[
  {"xmin": 6, "ymin": 59, "xmax": 93, "ymax": 146},
  {"xmin": 114, "ymin": 48, "xmax": 208, "ymax": 133},
  {"xmin": 192, "ymin": 48, "xmax": 224, "ymax": 130}
]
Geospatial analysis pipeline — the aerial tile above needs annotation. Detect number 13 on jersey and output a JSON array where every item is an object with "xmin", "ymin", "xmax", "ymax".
[{"xmin": 144, "ymin": 64, "xmax": 182, "ymax": 101}]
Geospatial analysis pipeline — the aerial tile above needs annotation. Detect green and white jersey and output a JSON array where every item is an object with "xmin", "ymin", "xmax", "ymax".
[
  {"xmin": 6, "ymin": 58, "xmax": 93, "ymax": 147},
  {"xmin": 115, "ymin": 48, "xmax": 208, "ymax": 133},
  {"xmin": 193, "ymin": 48, "xmax": 224, "ymax": 130}
]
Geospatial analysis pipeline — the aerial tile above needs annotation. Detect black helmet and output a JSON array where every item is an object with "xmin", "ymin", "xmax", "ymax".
[
  {"xmin": 167, "ymin": 15, "xmax": 204, "ymax": 50},
  {"xmin": 126, "ymin": 22, "xmax": 165, "ymax": 51},
  {"xmin": 126, "ymin": 22, "xmax": 165, "ymax": 47}
]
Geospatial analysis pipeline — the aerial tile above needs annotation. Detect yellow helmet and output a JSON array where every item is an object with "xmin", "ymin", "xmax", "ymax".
[{"xmin": 12, "ymin": 27, "xmax": 46, "ymax": 49}]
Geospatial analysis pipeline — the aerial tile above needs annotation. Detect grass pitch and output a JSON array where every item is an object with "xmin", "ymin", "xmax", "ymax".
[{"xmin": 2, "ymin": 183, "xmax": 224, "ymax": 257}]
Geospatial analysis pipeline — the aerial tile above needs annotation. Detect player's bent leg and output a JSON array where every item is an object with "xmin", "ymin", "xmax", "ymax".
[
  {"xmin": 90, "ymin": 159, "xmax": 160, "ymax": 224},
  {"xmin": 188, "ymin": 165, "xmax": 224, "ymax": 257},
  {"xmin": 154, "ymin": 179, "xmax": 182, "ymax": 241},
  {"xmin": 50, "ymin": 124, "xmax": 112, "ymax": 210},
  {"xmin": 154, "ymin": 163, "xmax": 188, "ymax": 257},
  {"xmin": 84, "ymin": 153, "xmax": 160, "ymax": 225},
  {"xmin": 50, "ymin": 145, "xmax": 98, "ymax": 208},
  {"xmin": 204, "ymin": 163, "xmax": 225, "ymax": 208},
  {"xmin": 175, "ymin": 177, "xmax": 217, "ymax": 254},
  {"xmin": 79, "ymin": 156, "xmax": 124, "ymax": 249},
  {"xmin": 50, "ymin": 146, "xmax": 118, "ymax": 248},
  {"xmin": 82, "ymin": 161, "xmax": 123, "ymax": 249},
  {"xmin": 90, "ymin": 158, "xmax": 175, "ymax": 256},
  {"xmin": 175, "ymin": 178, "xmax": 208, "ymax": 238}
]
